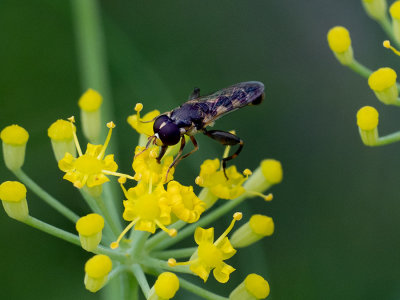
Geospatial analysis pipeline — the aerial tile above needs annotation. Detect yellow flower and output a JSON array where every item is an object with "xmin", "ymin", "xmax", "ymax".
[
  {"xmin": 368, "ymin": 67, "xmax": 398, "ymax": 104},
  {"xmin": 111, "ymin": 180, "xmax": 176, "ymax": 249},
  {"xmin": 1, "ymin": 124, "xmax": 29, "ymax": 170},
  {"xmin": 132, "ymin": 146, "xmax": 174, "ymax": 184},
  {"xmin": 327, "ymin": 26, "xmax": 353, "ymax": 65},
  {"xmin": 152, "ymin": 272, "xmax": 180, "ymax": 300},
  {"xmin": 58, "ymin": 119, "xmax": 118, "ymax": 188},
  {"xmin": 196, "ymin": 158, "xmax": 248, "ymax": 200},
  {"xmin": 166, "ymin": 180, "xmax": 206, "ymax": 223},
  {"xmin": 169, "ymin": 212, "xmax": 242, "ymax": 283},
  {"xmin": 127, "ymin": 103, "xmax": 160, "ymax": 136},
  {"xmin": 76, "ymin": 213, "xmax": 104, "ymax": 251},
  {"xmin": 356, "ymin": 106, "xmax": 379, "ymax": 146},
  {"xmin": 78, "ymin": 89, "xmax": 103, "ymax": 142},
  {"xmin": 0, "ymin": 181, "xmax": 29, "ymax": 220}
]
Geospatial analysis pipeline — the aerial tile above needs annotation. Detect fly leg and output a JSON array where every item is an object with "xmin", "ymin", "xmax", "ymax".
[
  {"xmin": 203, "ymin": 129, "xmax": 244, "ymax": 180},
  {"xmin": 165, "ymin": 136, "xmax": 199, "ymax": 182},
  {"xmin": 156, "ymin": 145, "xmax": 168, "ymax": 163},
  {"xmin": 189, "ymin": 87, "xmax": 200, "ymax": 100}
]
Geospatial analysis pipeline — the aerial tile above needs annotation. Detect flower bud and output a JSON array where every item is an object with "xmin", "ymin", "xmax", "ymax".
[
  {"xmin": 327, "ymin": 26, "xmax": 353, "ymax": 65},
  {"xmin": 1, "ymin": 125, "xmax": 29, "ymax": 171},
  {"xmin": 244, "ymin": 159, "xmax": 283, "ymax": 193},
  {"xmin": 368, "ymin": 68, "xmax": 398, "ymax": 105},
  {"xmin": 390, "ymin": 1, "xmax": 400, "ymax": 43},
  {"xmin": 76, "ymin": 213, "xmax": 104, "ymax": 251},
  {"xmin": 356, "ymin": 106, "xmax": 379, "ymax": 146},
  {"xmin": 230, "ymin": 215, "xmax": 274, "ymax": 248},
  {"xmin": 229, "ymin": 273, "xmax": 270, "ymax": 300},
  {"xmin": 48, "ymin": 119, "xmax": 77, "ymax": 161},
  {"xmin": 362, "ymin": 0, "xmax": 387, "ymax": 21},
  {"xmin": 0, "ymin": 181, "xmax": 29, "ymax": 221},
  {"xmin": 78, "ymin": 89, "xmax": 103, "ymax": 142},
  {"xmin": 147, "ymin": 272, "xmax": 180, "ymax": 300},
  {"xmin": 84, "ymin": 254, "xmax": 112, "ymax": 292}
]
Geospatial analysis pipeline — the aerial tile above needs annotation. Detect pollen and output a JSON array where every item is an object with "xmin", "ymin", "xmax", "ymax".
[
  {"xmin": 357, "ymin": 106, "xmax": 379, "ymax": 130},
  {"xmin": 78, "ymin": 89, "xmax": 103, "ymax": 112},
  {"xmin": 368, "ymin": 68, "xmax": 397, "ymax": 91},
  {"xmin": 1, "ymin": 125, "xmax": 29, "ymax": 146},
  {"xmin": 327, "ymin": 26, "xmax": 351, "ymax": 53},
  {"xmin": 134, "ymin": 103, "xmax": 143, "ymax": 112}
]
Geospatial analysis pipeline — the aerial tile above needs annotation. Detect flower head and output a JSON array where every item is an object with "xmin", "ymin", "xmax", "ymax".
[
  {"xmin": 132, "ymin": 146, "xmax": 174, "ymax": 184},
  {"xmin": 196, "ymin": 158, "xmax": 248, "ymax": 200},
  {"xmin": 152, "ymin": 272, "xmax": 180, "ymax": 300},
  {"xmin": 1, "ymin": 124, "xmax": 29, "ymax": 170},
  {"xmin": 169, "ymin": 212, "xmax": 242, "ymax": 283},
  {"xmin": 84, "ymin": 254, "xmax": 112, "ymax": 292},
  {"xmin": 58, "ymin": 119, "xmax": 118, "ymax": 189},
  {"xmin": 0, "ymin": 181, "xmax": 29, "ymax": 220},
  {"xmin": 229, "ymin": 273, "xmax": 270, "ymax": 300}
]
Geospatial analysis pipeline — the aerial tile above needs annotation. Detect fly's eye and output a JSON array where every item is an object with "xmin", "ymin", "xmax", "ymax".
[
  {"xmin": 252, "ymin": 93, "xmax": 264, "ymax": 105},
  {"xmin": 153, "ymin": 115, "xmax": 170, "ymax": 133},
  {"xmin": 158, "ymin": 122, "xmax": 181, "ymax": 146}
]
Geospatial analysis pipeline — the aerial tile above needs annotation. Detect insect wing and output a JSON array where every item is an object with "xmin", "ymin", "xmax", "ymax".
[{"xmin": 192, "ymin": 81, "xmax": 264, "ymax": 127}]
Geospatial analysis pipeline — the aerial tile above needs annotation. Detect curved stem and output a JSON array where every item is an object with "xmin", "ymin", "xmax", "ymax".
[
  {"xmin": 178, "ymin": 277, "xmax": 228, "ymax": 300},
  {"xmin": 130, "ymin": 264, "xmax": 150, "ymax": 298},
  {"xmin": 13, "ymin": 169, "xmax": 79, "ymax": 223}
]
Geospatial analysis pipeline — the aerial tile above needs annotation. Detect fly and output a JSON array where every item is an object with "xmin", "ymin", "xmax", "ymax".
[{"xmin": 141, "ymin": 81, "xmax": 265, "ymax": 179}]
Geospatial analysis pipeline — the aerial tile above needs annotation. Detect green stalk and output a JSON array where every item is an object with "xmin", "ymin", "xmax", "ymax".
[
  {"xmin": 151, "ymin": 247, "xmax": 197, "ymax": 260},
  {"xmin": 130, "ymin": 264, "xmax": 150, "ymax": 298},
  {"xmin": 376, "ymin": 131, "xmax": 400, "ymax": 145},
  {"xmin": 13, "ymin": 169, "xmax": 79, "ymax": 223},
  {"xmin": 145, "ymin": 220, "xmax": 186, "ymax": 251},
  {"xmin": 178, "ymin": 277, "xmax": 228, "ymax": 300}
]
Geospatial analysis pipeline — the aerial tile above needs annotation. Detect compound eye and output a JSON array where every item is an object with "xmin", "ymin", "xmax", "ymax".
[
  {"xmin": 252, "ymin": 93, "xmax": 264, "ymax": 105},
  {"xmin": 158, "ymin": 122, "xmax": 181, "ymax": 146},
  {"xmin": 153, "ymin": 115, "xmax": 170, "ymax": 133}
]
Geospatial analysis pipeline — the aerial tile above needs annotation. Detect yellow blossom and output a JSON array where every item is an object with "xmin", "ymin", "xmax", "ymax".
[
  {"xmin": 196, "ymin": 158, "xmax": 247, "ymax": 200},
  {"xmin": 368, "ymin": 68, "xmax": 398, "ymax": 104},
  {"xmin": 356, "ymin": 106, "xmax": 379, "ymax": 146},
  {"xmin": 58, "ymin": 119, "xmax": 118, "ymax": 189},
  {"xmin": 166, "ymin": 181, "xmax": 206, "ymax": 223},
  {"xmin": 1, "ymin": 124, "xmax": 29, "ymax": 170},
  {"xmin": 169, "ymin": 212, "xmax": 242, "ymax": 283},
  {"xmin": 48, "ymin": 119, "xmax": 77, "ymax": 161},
  {"xmin": 111, "ymin": 181, "xmax": 176, "ymax": 249},
  {"xmin": 0, "ymin": 181, "xmax": 29, "ymax": 220},
  {"xmin": 151, "ymin": 272, "xmax": 180, "ymax": 300},
  {"xmin": 327, "ymin": 26, "xmax": 353, "ymax": 65},
  {"xmin": 132, "ymin": 146, "xmax": 174, "ymax": 184},
  {"xmin": 76, "ymin": 213, "xmax": 104, "ymax": 251},
  {"xmin": 229, "ymin": 273, "xmax": 270, "ymax": 300}
]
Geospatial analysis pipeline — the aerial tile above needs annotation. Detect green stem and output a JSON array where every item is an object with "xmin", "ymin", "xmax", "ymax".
[
  {"xmin": 178, "ymin": 277, "xmax": 228, "ymax": 300},
  {"xmin": 130, "ymin": 231, "xmax": 151, "ymax": 257},
  {"xmin": 130, "ymin": 264, "xmax": 150, "ymax": 298},
  {"xmin": 13, "ymin": 169, "xmax": 79, "ymax": 223},
  {"xmin": 141, "ymin": 257, "xmax": 192, "ymax": 274},
  {"xmin": 145, "ymin": 220, "xmax": 186, "ymax": 251},
  {"xmin": 80, "ymin": 190, "xmax": 119, "ymax": 239},
  {"xmin": 348, "ymin": 60, "xmax": 373, "ymax": 79},
  {"xmin": 376, "ymin": 131, "xmax": 400, "ymax": 146},
  {"xmin": 151, "ymin": 247, "xmax": 197, "ymax": 260},
  {"xmin": 22, "ymin": 216, "xmax": 125, "ymax": 260},
  {"xmin": 378, "ymin": 16, "xmax": 398, "ymax": 46}
]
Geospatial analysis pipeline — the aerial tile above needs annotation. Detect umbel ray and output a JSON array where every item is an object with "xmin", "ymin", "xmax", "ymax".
[{"xmin": 137, "ymin": 81, "xmax": 265, "ymax": 179}]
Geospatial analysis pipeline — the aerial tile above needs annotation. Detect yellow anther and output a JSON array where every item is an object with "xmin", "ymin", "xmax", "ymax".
[
  {"xmin": 169, "ymin": 229, "xmax": 178, "ymax": 237},
  {"xmin": 110, "ymin": 242, "xmax": 119, "ymax": 249},
  {"xmin": 243, "ymin": 169, "xmax": 252, "ymax": 176},
  {"xmin": 68, "ymin": 116, "xmax": 75, "ymax": 123},
  {"xmin": 135, "ymin": 103, "xmax": 143, "ymax": 112},
  {"xmin": 133, "ymin": 173, "xmax": 142, "ymax": 181},
  {"xmin": 233, "ymin": 212, "xmax": 243, "ymax": 221},
  {"xmin": 106, "ymin": 121, "xmax": 116, "ymax": 129},
  {"xmin": 118, "ymin": 177, "xmax": 127, "ymax": 184},
  {"xmin": 264, "ymin": 193, "xmax": 273, "ymax": 201},
  {"xmin": 168, "ymin": 258, "xmax": 177, "ymax": 267},
  {"xmin": 383, "ymin": 40, "xmax": 400, "ymax": 56},
  {"xmin": 195, "ymin": 176, "xmax": 203, "ymax": 185}
]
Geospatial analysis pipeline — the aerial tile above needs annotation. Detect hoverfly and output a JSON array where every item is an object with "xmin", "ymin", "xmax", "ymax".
[{"xmin": 141, "ymin": 81, "xmax": 265, "ymax": 179}]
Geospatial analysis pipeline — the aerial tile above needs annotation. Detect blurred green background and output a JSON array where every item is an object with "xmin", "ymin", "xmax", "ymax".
[{"xmin": 2, "ymin": 0, "xmax": 400, "ymax": 299}]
